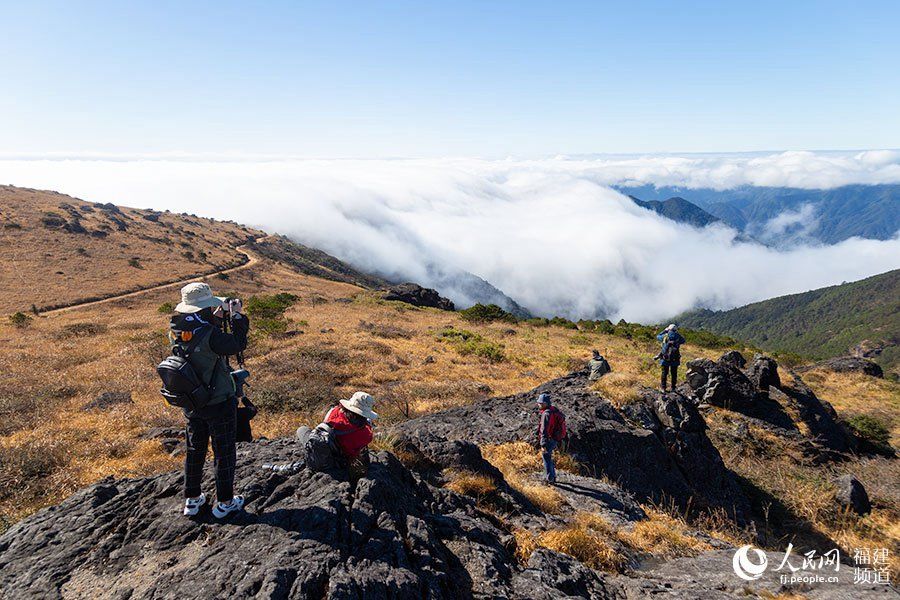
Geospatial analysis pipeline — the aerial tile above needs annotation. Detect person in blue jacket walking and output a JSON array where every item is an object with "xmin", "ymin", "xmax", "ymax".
[{"xmin": 656, "ymin": 324, "xmax": 686, "ymax": 392}]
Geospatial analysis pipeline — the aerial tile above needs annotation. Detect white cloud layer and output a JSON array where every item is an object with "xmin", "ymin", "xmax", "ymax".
[{"xmin": 1, "ymin": 152, "xmax": 898, "ymax": 322}]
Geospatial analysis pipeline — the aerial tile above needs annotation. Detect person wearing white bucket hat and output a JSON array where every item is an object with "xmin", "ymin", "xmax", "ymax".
[
  {"xmin": 167, "ymin": 282, "xmax": 251, "ymax": 519},
  {"xmin": 322, "ymin": 391, "xmax": 378, "ymax": 473}
]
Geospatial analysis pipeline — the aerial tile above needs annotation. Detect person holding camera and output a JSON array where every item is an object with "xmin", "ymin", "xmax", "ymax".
[{"xmin": 168, "ymin": 282, "xmax": 250, "ymax": 518}]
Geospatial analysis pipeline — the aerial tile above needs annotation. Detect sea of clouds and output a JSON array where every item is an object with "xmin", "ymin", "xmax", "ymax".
[{"xmin": 2, "ymin": 150, "xmax": 898, "ymax": 322}]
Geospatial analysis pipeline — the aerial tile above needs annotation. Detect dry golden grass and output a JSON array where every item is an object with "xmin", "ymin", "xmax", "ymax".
[
  {"xmin": 445, "ymin": 470, "xmax": 498, "ymax": 498},
  {"xmin": 481, "ymin": 442, "xmax": 566, "ymax": 514},
  {"xmin": 619, "ymin": 507, "xmax": 712, "ymax": 558},
  {"xmin": 0, "ymin": 186, "xmax": 262, "ymax": 313},
  {"xmin": 512, "ymin": 527, "xmax": 538, "ymax": 564},
  {"xmin": 802, "ymin": 368, "xmax": 900, "ymax": 446},
  {"xmin": 537, "ymin": 525, "xmax": 624, "ymax": 571}
]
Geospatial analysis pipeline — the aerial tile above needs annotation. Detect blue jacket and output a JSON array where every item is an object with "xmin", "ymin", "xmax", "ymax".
[{"xmin": 656, "ymin": 330, "xmax": 685, "ymax": 366}]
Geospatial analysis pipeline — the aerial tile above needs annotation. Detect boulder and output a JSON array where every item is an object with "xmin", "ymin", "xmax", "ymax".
[
  {"xmin": 834, "ymin": 474, "xmax": 871, "ymax": 515},
  {"xmin": 718, "ymin": 350, "xmax": 747, "ymax": 369},
  {"xmin": 392, "ymin": 369, "xmax": 750, "ymax": 522},
  {"xmin": 82, "ymin": 391, "xmax": 133, "ymax": 411},
  {"xmin": 686, "ymin": 356, "xmax": 796, "ymax": 431},
  {"xmin": 802, "ymin": 356, "xmax": 884, "ymax": 378},
  {"xmin": 0, "ymin": 437, "xmax": 624, "ymax": 599},
  {"xmin": 383, "ymin": 283, "xmax": 455, "ymax": 311},
  {"xmin": 745, "ymin": 355, "xmax": 780, "ymax": 390}
]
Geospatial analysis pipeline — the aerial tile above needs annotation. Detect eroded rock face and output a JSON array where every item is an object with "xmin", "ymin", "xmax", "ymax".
[
  {"xmin": 745, "ymin": 355, "xmax": 781, "ymax": 390},
  {"xmin": 383, "ymin": 283, "xmax": 455, "ymax": 311},
  {"xmin": 392, "ymin": 370, "xmax": 750, "ymax": 522},
  {"xmin": 0, "ymin": 438, "xmax": 611, "ymax": 599}
]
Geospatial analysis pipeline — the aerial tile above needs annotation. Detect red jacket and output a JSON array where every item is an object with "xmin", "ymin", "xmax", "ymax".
[{"xmin": 324, "ymin": 406, "xmax": 373, "ymax": 459}]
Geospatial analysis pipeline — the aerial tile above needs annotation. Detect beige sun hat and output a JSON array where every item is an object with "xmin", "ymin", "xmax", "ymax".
[
  {"xmin": 175, "ymin": 282, "xmax": 224, "ymax": 313},
  {"xmin": 339, "ymin": 391, "xmax": 378, "ymax": 420}
]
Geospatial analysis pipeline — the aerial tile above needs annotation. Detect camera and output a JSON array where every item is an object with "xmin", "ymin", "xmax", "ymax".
[{"xmin": 231, "ymin": 368, "xmax": 250, "ymax": 397}]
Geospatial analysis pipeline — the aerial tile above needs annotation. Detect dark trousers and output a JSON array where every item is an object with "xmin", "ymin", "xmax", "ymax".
[
  {"xmin": 184, "ymin": 398, "xmax": 237, "ymax": 501},
  {"xmin": 661, "ymin": 364, "xmax": 678, "ymax": 390},
  {"xmin": 541, "ymin": 439, "xmax": 557, "ymax": 483}
]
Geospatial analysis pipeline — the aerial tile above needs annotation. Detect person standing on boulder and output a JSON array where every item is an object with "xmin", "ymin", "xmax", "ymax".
[
  {"xmin": 534, "ymin": 393, "xmax": 565, "ymax": 485},
  {"xmin": 656, "ymin": 324, "xmax": 685, "ymax": 392},
  {"xmin": 170, "ymin": 282, "xmax": 250, "ymax": 519}
]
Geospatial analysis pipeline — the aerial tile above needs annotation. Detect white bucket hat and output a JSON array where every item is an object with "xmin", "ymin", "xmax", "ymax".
[
  {"xmin": 340, "ymin": 391, "xmax": 378, "ymax": 420},
  {"xmin": 175, "ymin": 282, "xmax": 224, "ymax": 313},
  {"xmin": 665, "ymin": 323, "xmax": 677, "ymax": 331}
]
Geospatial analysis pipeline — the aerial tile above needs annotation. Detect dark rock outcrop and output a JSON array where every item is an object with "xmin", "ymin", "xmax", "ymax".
[
  {"xmin": 0, "ymin": 438, "xmax": 616, "ymax": 599},
  {"xmin": 383, "ymin": 283, "xmax": 455, "ymax": 311},
  {"xmin": 745, "ymin": 355, "xmax": 781, "ymax": 390},
  {"xmin": 799, "ymin": 356, "xmax": 884, "ymax": 378},
  {"xmin": 686, "ymin": 354, "xmax": 855, "ymax": 455},
  {"xmin": 834, "ymin": 474, "xmax": 871, "ymax": 515},
  {"xmin": 393, "ymin": 370, "xmax": 750, "ymax": 521}
]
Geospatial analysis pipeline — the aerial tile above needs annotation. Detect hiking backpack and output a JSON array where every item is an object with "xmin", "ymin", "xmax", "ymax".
[
  {"xmin": 548, "ymin": 407, "xmax": 567, "ymax": 442},
  {"xmin": 304, "ymin": 424, "xmax": 354, "ymax": 472},
  {"xmin": 156, "ymin": 327, "xmax": 220, "ymax": 412},
  {"xmin": 662, "ymin": 333, "xmax": 680, "ymax": 363}
]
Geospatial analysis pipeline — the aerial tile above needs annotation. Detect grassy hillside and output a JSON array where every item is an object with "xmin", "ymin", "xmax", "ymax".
[
  {"xmin": 678, "ymin": 269, "xmax": 900, "ymax": 376},
  {"xmin": 1, "ymin": 190, "xmax": 898, "ymax": 581},
  {"xmin": 0, "ymin": 185, "xmax": 264, "ymax": 313}
]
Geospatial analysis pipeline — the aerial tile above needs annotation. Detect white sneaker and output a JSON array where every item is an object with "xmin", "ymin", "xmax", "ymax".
[
  {"xmin": 183, "ymin": 493, "xmax": 206, "ymax": 516},
  {"xmin": 212, "ymin": 495, "xmax": 245, "ymax": 519}
]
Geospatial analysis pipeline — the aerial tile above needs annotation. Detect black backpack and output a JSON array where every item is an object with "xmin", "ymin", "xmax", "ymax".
[
  {"xmin": 157, "ymin": 327, "xmax": 219, "ymax": 412},
  {"xmin": 304, "ymin": 424, "xmax": 357, "ymax": 472}
]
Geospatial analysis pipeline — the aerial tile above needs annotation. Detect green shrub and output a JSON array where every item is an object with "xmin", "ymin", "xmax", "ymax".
[
  {"xmin": 9, "ymin": 312, "xmax": 31, "ymax": 328},
  {"xmin": 245, "ymin": 293, "xmax": 298, "ymax": 319},
  {"xmin": 459, "ymin": 303, "xmax": 518, "ymax": 324},
  {"xmin": 846, "ymin": 414, "xmax": 891, "ymax": 446},
  {"xmin": 127, "ymin": 257, "xmax": 142, "ymax": 268},
  {"xmin": 549, "ymin": 316, "xmax": 578, "ymax": 329},
  {"xmin": 437, "ymin": 328, "xmax": 505, "ymax": 363},
  {"xmin": 245, "ymin": 292, "xmax": 299, "ymax": 336},
  {"xmin": 157, "ymin": 302, "xmax": 175, "ymax": 314}
]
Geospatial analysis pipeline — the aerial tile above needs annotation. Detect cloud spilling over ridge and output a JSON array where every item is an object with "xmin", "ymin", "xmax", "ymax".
[{"xmin": 1, "ymin": 153, "xmax": 898, "ymax": 322}]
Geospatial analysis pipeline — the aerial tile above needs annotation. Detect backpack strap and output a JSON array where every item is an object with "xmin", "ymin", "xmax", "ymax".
[{"xmin": 175, "ymin": 326, "xmax": 220, "ymax": 394}]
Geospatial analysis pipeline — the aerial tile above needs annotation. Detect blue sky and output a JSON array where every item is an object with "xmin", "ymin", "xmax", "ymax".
[{"xmin": 2, "ymin": 1, "xmax": 898, "ymax": 157}]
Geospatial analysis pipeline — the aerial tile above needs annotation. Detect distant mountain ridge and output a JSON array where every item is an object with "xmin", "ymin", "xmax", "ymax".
[
  {"xmin": 629, "ymin": 195, "xmax": 722, "ymax": 228},
  {"xmin": 617, "ymin": 183, "xmax": 900, "ymax": 245},
  {"xmin": 677, "ymin": 269, "xmax": 900, "ymax": 376}
]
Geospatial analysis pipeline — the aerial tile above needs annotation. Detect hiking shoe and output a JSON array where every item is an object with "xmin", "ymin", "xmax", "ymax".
[
  {"xmin": 183, "ymin": 493, "xmax": 206, "ymax": 516},
  {"xmin": 212, "ymin": 495, "xmax": 245, "ymax": 519}
]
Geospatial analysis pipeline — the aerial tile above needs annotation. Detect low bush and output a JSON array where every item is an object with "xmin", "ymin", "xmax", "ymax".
[
  {"xmin": 54, "ymin": 322, "xmax": 109, "ymax": 339},
  {"xmin": 459, "ymin": 304, "xmax": 518, "ymax": 324},
  {"xmin": 157, "ymin": 302, "xmax": 175, "ymax": 314},
  {"xmin": 846, "ymin": 414, "xmax": 891, "ymax": 447},
  {"xmin": 245, "ymin": 292, "xmax": 299, "ymax": 336},
  {"xmin": 358, "ymin": 320, "xmax": 413, "ymax": 339},
  {"xmin": 9, "ymin": 312, "xmax": 32, "ymax": 328},
  {"xmin": 437, "ymin": 328, "xmax": 505, "ymax": 363}
]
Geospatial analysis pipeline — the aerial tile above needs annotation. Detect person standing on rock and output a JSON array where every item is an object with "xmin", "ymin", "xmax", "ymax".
[
  {"xmin": 534, "ymin": 393, "xmax": 566, "ymax": 485},
  {"xmin": 656, "ymin": 324, "xmax": 686, "ymax": 392},
  {"xmin": 169, "ymin": 282, "xmax": 250, "ymax": 519}
]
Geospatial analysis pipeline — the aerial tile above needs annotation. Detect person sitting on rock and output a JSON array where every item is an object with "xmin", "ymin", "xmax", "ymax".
[
  {"xmin": 656, "ymin": 324, "xmax": 686, "ymax": 392},
  {"xmin": 170, "ymin": 282, "xmax": 250, "ymax": 519},
  {"xmin": 534, "ymin": 393, "xmax": 566, "ymax": 485},
  {"xmin": 296, "ymin": 392, "xmax": 378, "ymax": 476},
  {"xmin": 588, "ymin": 349, "xmax": 611, "ymax": 381}
]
